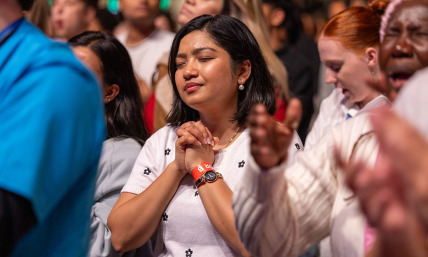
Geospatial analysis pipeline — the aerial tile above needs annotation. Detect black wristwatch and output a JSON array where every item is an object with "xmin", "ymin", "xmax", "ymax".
[{"xmin": 195, "ymin": 170, "xmax": 223, "ymax": 188}]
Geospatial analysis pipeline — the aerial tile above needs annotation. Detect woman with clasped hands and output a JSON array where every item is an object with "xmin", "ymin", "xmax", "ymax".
[{"xmin": 107, "ymin": 14, "xmax": 303, "ymax": 257}]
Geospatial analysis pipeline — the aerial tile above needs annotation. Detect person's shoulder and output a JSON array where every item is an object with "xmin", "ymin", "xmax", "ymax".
[
  {"xmin": 103, "ymin": 138, "xmax": 143, "ymax": 161},
  {"xmin": 152, "ymin": 29, "xmax": 175, "ymax": 44},
  {"xmin": 105, "ymin": 137, "xmax": 142, "ymax": 150},
  {"xmin": 16, "ymin": 40, "xmax": 102, "ymax": 120},
  {"xmin": 154, "ymin": 28, "xmax": 175, "ymax": 39},
  {"xmin": 35, "ymin": 42, "xmax": 92, "ymax": 81},
  {"xmin": 144, "ymin": 125, "xmax": 177, "ymax": 145},
  {"xmin": 13, "ymin": 21, "xmax": 97, "ymax": 88},
  {"xmin": 338, "ymin": 112, "xmax": 372, "ymax": 135},
  {"xmin": 115, "ymin": 31, "xmax": 127, "ymax": 44},
  {"xmin": 152, "ymin": 125, "xmax": 177, "ymax": 139},
  {"xmin": 17, "ymin": 21, "xmax": 75, "ymax": 64},
  {"xmin": 32, "ymin": 57, "xmax": 100, "ymax": 108}
]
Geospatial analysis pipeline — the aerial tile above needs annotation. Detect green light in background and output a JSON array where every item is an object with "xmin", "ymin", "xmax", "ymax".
[
  {"xmin": 105, "ymin": 0, "xmax": 170, "ymax": 12},
  {"xmin": 106, "ymin": 0, "xmax": 119, "ymax": 13},
  {"xmin": 160, "ymin": 0, "xmax": 171, "ymax": 10}
]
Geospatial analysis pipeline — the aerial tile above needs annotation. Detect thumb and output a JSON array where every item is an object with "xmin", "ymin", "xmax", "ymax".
[{"xmin": 284, "ymin": 98, "xmax": 302, "ymax": 130}]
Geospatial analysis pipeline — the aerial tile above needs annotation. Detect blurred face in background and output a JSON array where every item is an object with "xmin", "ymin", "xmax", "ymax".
[
  {"xmin": 120, "ymin": 0, "xmax": 159, "ymax": 23},
  {"xmin": 379, "ymin": 0, "xmax": 428, "ymax": 92},
  {"xmin": 51, "ymin": 0, "xmax": 95, "ymax": 40},
  {"xmin": 177, "ymin": 0, "xmax": 224, "ymax": 26}
]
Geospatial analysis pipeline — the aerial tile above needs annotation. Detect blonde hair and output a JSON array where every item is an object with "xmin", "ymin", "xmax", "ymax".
[
  {"xmin": 24, "ymin": 0, "xmax": 52, "ymax": 36},
  {"xmin": 228, "ymin": 0, "xmax": 290, "ymax": 102}
]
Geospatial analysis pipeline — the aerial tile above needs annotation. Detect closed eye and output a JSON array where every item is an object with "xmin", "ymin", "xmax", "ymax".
[
  {"xmin": 325, "ymin": 61, "xmax": 343, "ymax": 73},
  {"xmin": 329, "ymin": 65, "xmax": 341, "ymax": 72},
  {"xmin": 384, "ymin": 28, "xmax": 400, "ymax": 39},
  {"xmin": 176, "ymin": 62, "xmax": 186, "ymax": 69},
  {"xmin": 416, "ymin": 32, "xmax": 428, "ymax": 37},
  {"xmin": 199, "ymin": 57, "xmax": 214, "ymax": 62}
]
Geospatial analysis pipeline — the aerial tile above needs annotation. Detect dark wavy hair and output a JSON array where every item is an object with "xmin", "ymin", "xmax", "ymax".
[
  {"xmin": 69, "ymin": 31, "xmax": 148, "ymax": 146},
  {"xmin": 167, "ymin": 15, "xmax": 276, "ymax": 127}
]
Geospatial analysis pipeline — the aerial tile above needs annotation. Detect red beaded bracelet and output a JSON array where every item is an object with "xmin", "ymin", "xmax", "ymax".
[{"xmin": 191, "ymin": 162, "xmax": 214, "ymax": 181}]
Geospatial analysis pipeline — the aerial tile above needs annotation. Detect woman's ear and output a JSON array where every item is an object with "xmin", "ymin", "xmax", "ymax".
[
  {"xmin": 104, "ymin": 84, "xmax": 120, "ymax": 104},
  {"xmin": 237, "ymin": 60, "xmax": 252, "ymax": 85},
  {"xmin": 365, "ymin": 47, "xmax": 378, "ymax": 71}
]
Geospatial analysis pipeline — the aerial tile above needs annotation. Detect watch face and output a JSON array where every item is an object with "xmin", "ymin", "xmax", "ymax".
[{"xmin": 204, "ymin": 171, "xmax": 217, "ymax": 182}]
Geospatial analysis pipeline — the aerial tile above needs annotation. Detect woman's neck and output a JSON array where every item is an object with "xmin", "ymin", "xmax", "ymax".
[
  {"xmin": 199, "ymin": 110, "xmax": 241, "ymax": 150},
  {"xmin": 0, "ymin": 1, "xmax": 22, "ymax": 32},
  {"xmin": 359, "ymin": 90, "xmax": 382, "ymax": 109},
  {"xmin": 126, "ymin": 22, "xmax": 155, "ymax": 46}
]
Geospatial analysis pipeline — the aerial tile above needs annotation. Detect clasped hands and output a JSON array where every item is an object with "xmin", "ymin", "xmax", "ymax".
[
  {"xmin": 175, "ymin": 121, "xmax": 218, "ymax": 176},
  {"xmin": 173, "ymin": 98, "xmax": 302, "ymax": 175}
]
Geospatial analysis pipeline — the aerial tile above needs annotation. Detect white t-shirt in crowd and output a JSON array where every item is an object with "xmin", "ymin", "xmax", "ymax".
[
  {"xmin": 117, "ymin": 29, "xmax": 174, "ymax": 88},
  {"xmin": 122, "ymin": 125, "xmax": 303, "ymax": 257}
]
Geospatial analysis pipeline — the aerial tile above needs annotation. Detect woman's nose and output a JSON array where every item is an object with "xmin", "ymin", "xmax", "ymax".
[
  {"xmin": 392, "ymin": 35, "xmax": 412, "ymax": 58},
  {"xmin": 183, "ymin": 60, "xmax": 198, "ymax": 79},
  {"xmin": 325, "ymin": 68, "xmax": 337, "ymax": 85}
]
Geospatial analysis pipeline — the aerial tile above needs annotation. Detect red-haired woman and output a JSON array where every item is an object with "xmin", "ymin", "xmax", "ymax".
[{"xmin": 305, "ymin": 1, "xmax": 391, "ymax": 150}]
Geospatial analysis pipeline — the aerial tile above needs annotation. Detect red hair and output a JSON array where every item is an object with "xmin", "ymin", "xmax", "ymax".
[{"xmin": 320, "ymin": 0, "xmax": 389, "ymax": 55}]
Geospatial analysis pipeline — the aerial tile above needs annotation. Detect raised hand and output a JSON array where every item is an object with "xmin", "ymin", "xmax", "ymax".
[
  {"xmin": 336, "ymin": 135, "xmax": 428, "ymax": 257},
  {"xmin": 370, "ymin": 108, "xmax": 428, "ymax": 230},
  {"xmin": 248, "ymin": 98, "xmax": 301, "ymax": 169}
]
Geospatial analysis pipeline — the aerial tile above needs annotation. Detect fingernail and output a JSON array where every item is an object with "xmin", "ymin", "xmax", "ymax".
[
  {"xmin": 203, "ymin": 139, "xmax": 207, "ymax": 145},
  {"xmin": 207, "ymin": 138, "xmax": 212, "ymax": 145}
]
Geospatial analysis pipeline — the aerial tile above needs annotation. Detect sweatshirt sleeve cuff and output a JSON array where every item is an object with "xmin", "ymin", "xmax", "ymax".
[{"xmin": 242, "ymin": 155, "xmax": 288, "ymax": 202}]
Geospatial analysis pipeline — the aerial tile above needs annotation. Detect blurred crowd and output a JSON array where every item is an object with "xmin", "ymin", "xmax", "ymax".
[{"xmin": 2, "ymin": 0, "xmax": 428, "ymax": 256}]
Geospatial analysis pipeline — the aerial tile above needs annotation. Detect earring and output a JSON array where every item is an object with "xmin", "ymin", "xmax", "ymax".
[
  {"xmin": 238, "ymin": 84, "xmax": 244, "ymax": 91},
  {"xmin": 105, "ymin": 98, "xmax": 110, "ymax": 102}
]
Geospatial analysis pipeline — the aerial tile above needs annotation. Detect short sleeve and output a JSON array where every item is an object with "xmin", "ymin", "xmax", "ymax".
[{"xmin": 122, "ymin": 127, "xmax": 175, "ymax": 194}]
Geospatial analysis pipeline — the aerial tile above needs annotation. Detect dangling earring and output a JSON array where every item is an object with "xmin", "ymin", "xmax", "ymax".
[{"xmin": 238, "ymin": 84, "xmax": 244, "ymax": 91}]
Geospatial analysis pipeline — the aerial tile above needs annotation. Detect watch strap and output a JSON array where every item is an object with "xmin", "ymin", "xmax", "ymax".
[
  {"xmin": 191, "ymin": 162, "xmax": 213, "ymax": 181},
  {"xmin": 195, "ymin": 171, "xmax": 223, "ymax": 188}
]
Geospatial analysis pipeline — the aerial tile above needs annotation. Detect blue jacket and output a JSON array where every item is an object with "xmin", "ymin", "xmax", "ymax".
[{"xmin": 0, "ymin": 19, "xmax": 105, "ymax": 257}]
